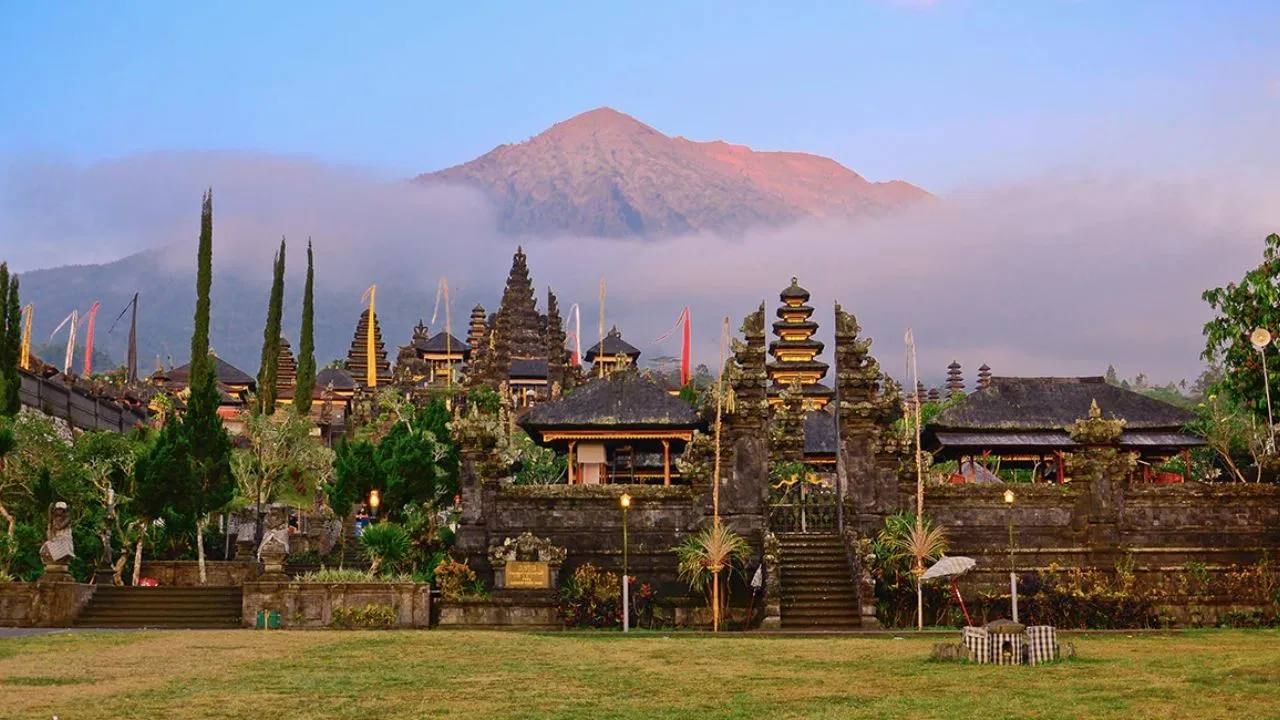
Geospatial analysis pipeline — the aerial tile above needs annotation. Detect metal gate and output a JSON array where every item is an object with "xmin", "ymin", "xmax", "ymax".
[{"xmin": 768, "ymin": 479, "xmax": 837, "ymax": 533}]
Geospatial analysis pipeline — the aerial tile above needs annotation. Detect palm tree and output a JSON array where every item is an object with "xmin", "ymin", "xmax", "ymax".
[
  {"xmin": 675, "ymin": 523, "xmax": 750, "ymax": 629},
  {"xmin": 878, "ymin": 512, "xmax": 948, "ymax": 628}
]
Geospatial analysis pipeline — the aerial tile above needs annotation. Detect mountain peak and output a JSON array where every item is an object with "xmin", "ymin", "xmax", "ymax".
[
  {"xmin": 419, "ymin": 108, "xmax": 930, "ymax": 237},
  {"xmin": 540, "ymin": 106, "xmax": 662, "ymax": 141}
]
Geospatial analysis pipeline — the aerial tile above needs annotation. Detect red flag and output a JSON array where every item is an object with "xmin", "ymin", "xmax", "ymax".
[
  {"xmin": 83, "ymin": 301, "xmax": 101, "ymax": 376},
  {"xmin": 656, "ymin": 307, "xmax": 692, "ymax": 386}
]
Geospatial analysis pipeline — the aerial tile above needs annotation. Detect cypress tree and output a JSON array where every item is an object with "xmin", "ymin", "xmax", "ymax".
[
  {"xmin": 294, "ymin": 240, "xmax": 316, "ymax": 415},
  {"xmin": 191, "ymin": 190, "xmax": 214, "ymax": 385},
  {"xmin": 0, "ymin": 266, "xmax": 20, "ymax": 417},
  {"xmin": 182, "ymin": 192, "xmax": 234, "ymax": 583},
  {"xmin": 256, "ymin": 238, "xmax": 286, "ymax": 415}
]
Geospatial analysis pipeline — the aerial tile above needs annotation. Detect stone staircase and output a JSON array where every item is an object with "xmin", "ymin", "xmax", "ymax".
[
  {"xmin": 76, "ymin": 586, "xmax": 243, "ymax": 629},
  {"xmin": 777, "ymin": 533, "xmax": 862, "ymax": 630}
]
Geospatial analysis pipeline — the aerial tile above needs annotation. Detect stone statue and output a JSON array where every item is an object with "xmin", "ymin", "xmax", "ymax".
[
  {"xmin": 39, "ymin": 502, "xmax": 75, "ymax": 583},
  {"xmin": 257, "ymin": 506, "xmax": 290, "ymax": 579}
]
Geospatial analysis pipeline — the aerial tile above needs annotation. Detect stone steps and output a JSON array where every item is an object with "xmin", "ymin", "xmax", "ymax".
[
  {"xmin": 776, "ymin": 532, "xmax": 862, "ymax": 630},
  {"xmin": 76, "ymin": 586, "xmax": 243, "ymax": 629}
]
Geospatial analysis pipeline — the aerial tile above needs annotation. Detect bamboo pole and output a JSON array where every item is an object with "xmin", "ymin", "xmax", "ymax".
[
  {"xmin": 906, "ymin": 328, "xmax": 924, "ymax": 631},
  {"xmin": 711, "ymin": 316, "xmax": 729, "ymax": 632}
]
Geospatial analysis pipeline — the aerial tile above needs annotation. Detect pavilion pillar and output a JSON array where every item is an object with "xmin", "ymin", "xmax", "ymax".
[
  {"xmin": 567, "ymin": 441, "xmax": 577, "ymax": 485},
  {"xmin": 662, "ymin": 439, "xmax": 671, "ymax": 486}
]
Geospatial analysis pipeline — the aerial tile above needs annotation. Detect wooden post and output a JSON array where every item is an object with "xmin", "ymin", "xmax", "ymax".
[
  {"xmin": 662, "ymin": 439, "xmax": 671, "ymax": 486},
  {"xmin": 1055, "ymin": 451, "xmax": 1066, "ymax": 485},
  {"xmin": 567, "ymin": 441, "xmax": 576, "ymax": 485}
]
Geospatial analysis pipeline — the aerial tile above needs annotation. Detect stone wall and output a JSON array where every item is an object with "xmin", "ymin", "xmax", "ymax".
[
  {"xmin": 457, "ymin": 484, "xmax": 710, "ymax": 592},
  {"xmin": 242, "ymin": 582, "xmax": 430, "ymax": 629},
  {"xmin": 140, "ymin": 561, "xmax": 259, "ymax": 587},
  {"xmin": 0, "ymin": 582, "xmax": 95, "ymax": 627},
  {"xmin": 870, "ymin": 480, "xmax": 1280, "ymax": 605}
]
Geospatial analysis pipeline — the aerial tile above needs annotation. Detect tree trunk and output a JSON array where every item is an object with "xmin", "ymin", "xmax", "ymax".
[
  {"xmin": 131, "ymin": 520, "xmax": 147, "ymax": 586},
  {"xmin": 197, "ymin": 516, "xmax": 207, "ymax": 585},
  {"xmin": 0, "ymin": 501, "xmax": 14, "ymax": 540}
]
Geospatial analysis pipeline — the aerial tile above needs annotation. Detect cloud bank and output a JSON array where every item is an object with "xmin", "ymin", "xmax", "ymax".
[{"xmin": 2, "ymin": 151, "xmax": 1276, "ymax": 385}]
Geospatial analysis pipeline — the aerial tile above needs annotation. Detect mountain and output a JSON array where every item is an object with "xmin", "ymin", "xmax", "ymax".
[
  {"xmin": 416, "ymin": 107, "xmax": 930, "ymax": 237},
  {"xmin": 14, "ymin": 108, "xmax": 930, "ymax": 374}
]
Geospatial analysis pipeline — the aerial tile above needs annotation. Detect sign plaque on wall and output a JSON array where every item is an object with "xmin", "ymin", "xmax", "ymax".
[{"xmin": 505, "ymin": 560, "xmax": 551, "ymax": 589}]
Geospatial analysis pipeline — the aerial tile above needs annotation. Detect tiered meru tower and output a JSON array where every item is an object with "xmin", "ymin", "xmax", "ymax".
[
  {"xmin": 767, "ymin": 277, "xmax": 833, "ymax": 410},
  {"xmin": 345, "ymin": 309, "xmax": 392, "ymax": 388}
]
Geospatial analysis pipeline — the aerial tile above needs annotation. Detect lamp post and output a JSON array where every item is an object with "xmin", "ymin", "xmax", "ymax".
[
  {"xmin": 1251, "ymin": 328, "xmax": 1275, "ymax": 453},
  {"xmin": 620, "ymin": 493, "xmax": 632, "ymax": 633},
  {"xmin": 368, "ymin": 489, "xmax": 381, "ymax": 520},
  {"xmin": 1004, "ymin": 488, "xmax": 1018, "ymax": 623}
]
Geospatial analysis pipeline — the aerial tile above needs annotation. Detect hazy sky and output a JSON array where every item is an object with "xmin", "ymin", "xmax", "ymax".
[
  {"xmin": 1, "ymin": 2, "xmax": 1278, "ymax": 382},
  {"xmin": 2, "ymin": 2, "xmax": 1276, "ymax": 190}
]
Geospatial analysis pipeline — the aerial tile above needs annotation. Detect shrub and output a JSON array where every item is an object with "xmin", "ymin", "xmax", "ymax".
[
  {"xmin": 359, "ymin": 522, "xmax": 411, "ymax": 576},
  {"xmin": 331, "ymin": 604, "xmax": 396, "ymax": 629},
  {"xmin": 434, "ymin": 558, "xmax": 478, "ymax": 601},
  {"xmin": 300, "ymin": 567, "xmax": 376, "ymax": 583},
  {"xmin": 559, "ymin": 563, "xmax": 621, "ymax": 628}
]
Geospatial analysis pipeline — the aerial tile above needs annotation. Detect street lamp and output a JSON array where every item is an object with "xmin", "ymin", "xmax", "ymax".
[
  {"xmin": 368, "ymin": 489, "xmax": 381, "ymax": 518},
  {"xmin": 1251, "ymin": 328, "xmax": 1275, "ymax": 453},
  {"xmin": 1004, "ymin": 488, "xmax": 1018, "ymax": 623},
  {"xmin": 620, "ymin": 493, "xmax": 632, "ymax": 633}
]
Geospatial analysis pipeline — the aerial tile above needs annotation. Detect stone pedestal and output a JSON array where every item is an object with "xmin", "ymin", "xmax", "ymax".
[
  {"xmin": 488, "ymin": 533, "xmax": 566, "ymax": 591},
  {"xmin": 39, "ymin": 563, "xmax": 75, "ymax": 584},
  {"xmin": 259, "ymin": 549, "xmax": 287, "ymax": 581}
]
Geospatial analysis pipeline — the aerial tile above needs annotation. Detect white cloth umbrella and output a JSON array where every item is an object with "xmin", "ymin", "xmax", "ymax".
[{"xmin": 922, "ymin": 555, "xmax": 977, "ymax": 581}]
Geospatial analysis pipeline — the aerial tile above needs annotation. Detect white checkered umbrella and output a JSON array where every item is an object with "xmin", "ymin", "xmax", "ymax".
[{"xmin": 921, "ymin": 555, "xmax": 976, "ymax": 582}]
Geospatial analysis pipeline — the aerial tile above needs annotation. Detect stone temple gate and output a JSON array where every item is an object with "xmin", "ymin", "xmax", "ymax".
[{"xmin": 453, "ymin": 280, "xmax": 908, "ymax": 630}]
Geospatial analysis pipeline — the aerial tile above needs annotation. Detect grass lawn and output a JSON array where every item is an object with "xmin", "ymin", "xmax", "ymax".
[{"xmin": 0, "ymin": 629, "xmax": 1277, "ymax": 719}]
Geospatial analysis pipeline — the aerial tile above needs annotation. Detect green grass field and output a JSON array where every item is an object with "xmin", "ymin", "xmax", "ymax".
[{"xmin": 1, "ymin": 629, "xmax": 1277, "ymax": 719}]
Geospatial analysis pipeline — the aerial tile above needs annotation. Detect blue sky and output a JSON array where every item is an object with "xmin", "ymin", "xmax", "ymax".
[{"xmin": 2, "ymin": 1, "xmax": 1276, "ymax": 191}]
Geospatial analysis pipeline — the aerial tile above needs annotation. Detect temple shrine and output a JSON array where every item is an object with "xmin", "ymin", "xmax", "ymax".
[
  {"xmin": 344, "ymin": 308, "xmax": 392, "ymax": 389},
  {"xmin": 583, "ymin": 326, "xmax": 640, "ymax": 378},
  {"xmin": 520, "ymin": 371, "xmax": 702, "ymax": 485},
  {"xmin": 767, "ymin": 278, "xmax": 833, "ymax": 410}
]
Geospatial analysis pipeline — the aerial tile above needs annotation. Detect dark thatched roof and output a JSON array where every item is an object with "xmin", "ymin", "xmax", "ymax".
[
  {"xmin": 315, "ymin": 368, "xmax": 355, "ymax": 391},
  {"xmin": 804, "ymin": 410, "xmax": 837, "ymax": 456},
  {"xmin": 779, "ymin": 277, "xmax": 811, "ymax": 302},
  {"xmin": 509, "ymin": 358, "xmax": 549, "ymax": 380},
  {"xmin": 929, "ymin": 376, "xmax": 1195, "ymax": 431},
  {"xmin": 168, "ymin": 356, "xmax": 255, "ymax": 387},
  {"xmin": 520, "ymin": 372, "xmax": 702, "ymax": 431},
  {"xmin": 417, "ymin": 331, "xmax": 468, "ymax": 355},
  {"xmin": 584, "ymin": 326, "xmax": 641, "ymax": 362}
]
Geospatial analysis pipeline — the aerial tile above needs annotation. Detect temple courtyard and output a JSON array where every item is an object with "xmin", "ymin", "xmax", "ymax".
[{"xmin": 0, "ymin": 630, "xmax": 1276, "ymax": 719}]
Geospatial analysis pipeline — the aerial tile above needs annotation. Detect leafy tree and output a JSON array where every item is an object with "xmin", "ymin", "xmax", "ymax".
[
  {"xmin": 256, "ymin": 238, "xmax": 286, "ymax": 415},
  {"xmin": 294, "ymin": 240, "xmax": 316, "ymax": 415},
  {"xmin": 232, "ymin": 409, "xmax": 333, "ymax": 538},
  {"xmin": 1105, "ymin": 365, "xmax": 1120, "ymax": 386},
  {"xmin": 330, "ymin": 438, "xmax": 377, "ymax": 565},
  {"xmin": 130, "ymin": 422, "xmax": 194, "ymax": 584},
  {"xmin": 1202, "ymin": 233, "xmax": 1280, "ymax": 418}
]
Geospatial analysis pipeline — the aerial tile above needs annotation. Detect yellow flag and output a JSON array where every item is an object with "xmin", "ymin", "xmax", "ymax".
[{"xmin": 362, "ymin": 285, "xmax": 377, "ymax": 387}]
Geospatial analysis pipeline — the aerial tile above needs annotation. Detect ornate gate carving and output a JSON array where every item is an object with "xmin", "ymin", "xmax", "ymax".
[{"xmin": 768, "ymin": 476, "xmax": 837, "ymax": 533}]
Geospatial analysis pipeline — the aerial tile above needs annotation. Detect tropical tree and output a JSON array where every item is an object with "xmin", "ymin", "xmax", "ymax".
[
  {"xmin": 232, "ymin": 409, "xmax": 332, "ymax": 536},
  {"xmin": 876, "ymin": 512, "xmax": 948, "ymax": 628},
  {"xmin": 359, "ymin": 522, "xmax": 410, "ymax": 575},
  {"xmin": 674, "ymin": 523, "xmax": 750, "ymax": 626},
  {"xmin": 294, "ymin": 240, "xmax": 316, "ymax": 415},
  {"xmin": 1202, "ymin": 233, "xmax": 1280, "ymax": 418}
]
